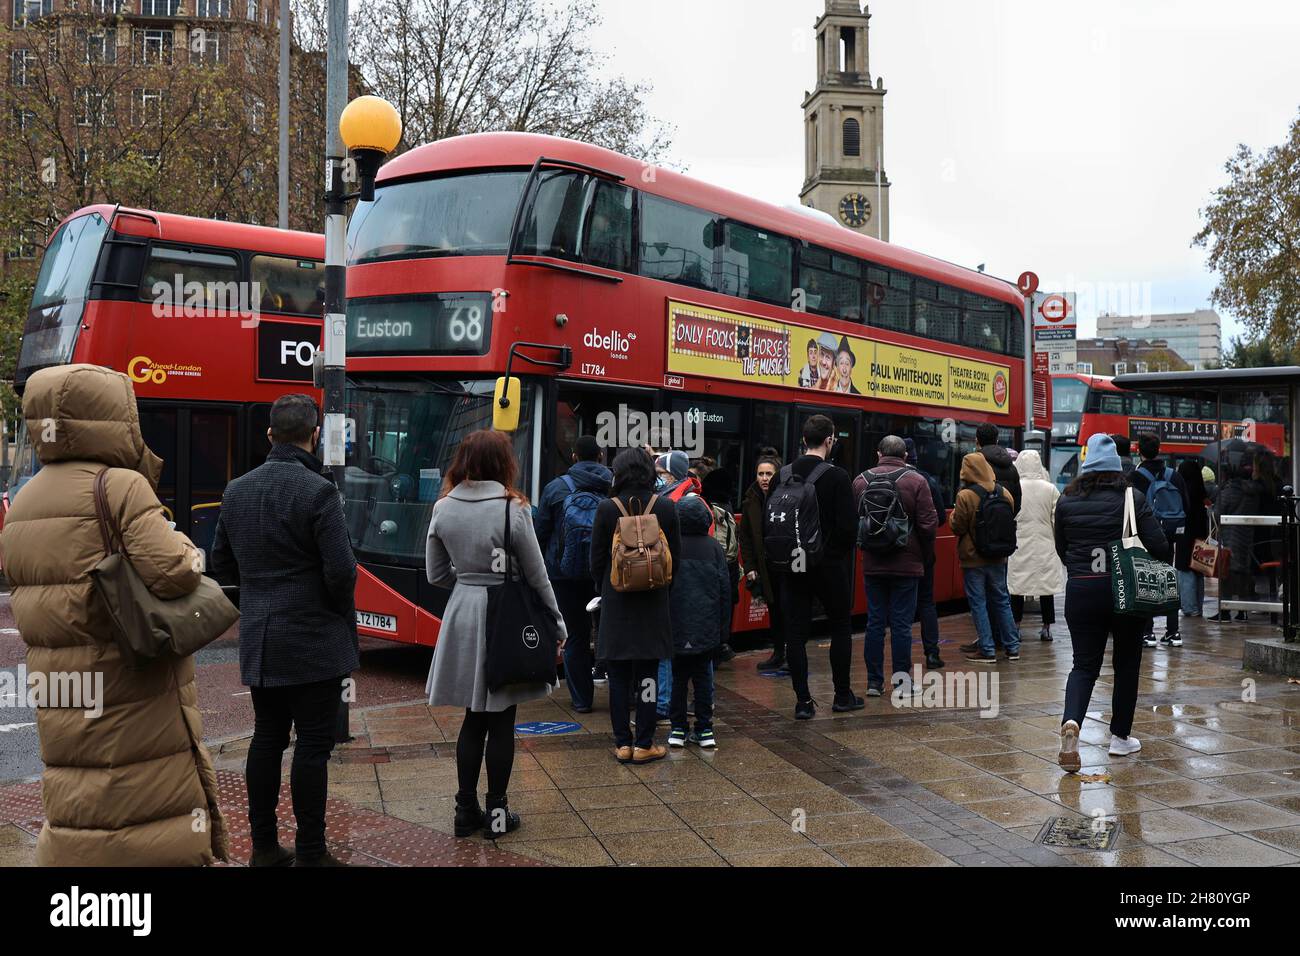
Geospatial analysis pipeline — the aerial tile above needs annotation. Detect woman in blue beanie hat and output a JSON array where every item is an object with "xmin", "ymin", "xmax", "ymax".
[{"xmin": 1052, "ymin": 433, "xmax": 1170, "ymax": 772}]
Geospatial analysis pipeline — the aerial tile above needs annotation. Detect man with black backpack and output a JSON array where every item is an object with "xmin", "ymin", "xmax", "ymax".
[
  {"xmin": 853, "ymin": 435, "xmax": 938, "ymax": 696},
  {"xmin": 534, "ymin": 435, "xmax": 612, "ymax": 713},
  {"xmin": 950, "ymin": 452, "xmax": 1021, "ymax": 663},
  {"xmin": 1129, "ymin": 432, "xmax": 1189, "ymax": 647},
  {"xmin": 764, "ymin": 415, "xmax": 862, "ymax": 719}
]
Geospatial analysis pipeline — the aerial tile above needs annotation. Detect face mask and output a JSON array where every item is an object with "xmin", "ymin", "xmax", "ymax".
[{"xmin": 655, "ymin": 475, "xmax": 668, "ymax": 491}]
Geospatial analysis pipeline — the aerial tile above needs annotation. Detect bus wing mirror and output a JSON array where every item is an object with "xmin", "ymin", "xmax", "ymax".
[{"xmin": 493, "ymin": 376, "xmax": 522, "ymax": 432}]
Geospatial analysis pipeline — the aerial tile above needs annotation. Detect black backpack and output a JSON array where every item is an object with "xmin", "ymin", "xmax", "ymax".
[
  {"xmin": 972, "ymin": 482, "xmax": 1018, "ymax": 559},
  {"xmin": 856, "ymin": 467, "xmax": 913, "ymax": 553},
  {"xmin": 764, "ymin": 461, "xmax": 831, "ymax": 573}
]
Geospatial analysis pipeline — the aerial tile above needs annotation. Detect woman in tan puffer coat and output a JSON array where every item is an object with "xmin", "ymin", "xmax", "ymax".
[{"xmin": 0, "ymin": 364, "xmax": 228, "ymax": 866}]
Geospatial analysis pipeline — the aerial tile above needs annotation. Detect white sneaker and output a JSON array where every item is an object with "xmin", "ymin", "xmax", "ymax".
[
  {"xmin": 1109, "ymin": 734, "xmax": 1142, "ymax": 756},
  {"xmin": 1142, "ymin": 635, "xmax": 1158, "ymax": 647}
]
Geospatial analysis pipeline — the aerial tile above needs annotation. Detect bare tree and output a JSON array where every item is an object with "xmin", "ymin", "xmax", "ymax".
[{"xmin": 351, "ymin": 0, "xmax": 674, "ymax": 162}]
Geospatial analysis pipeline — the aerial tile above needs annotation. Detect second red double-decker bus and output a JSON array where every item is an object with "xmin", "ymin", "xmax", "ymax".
[
  {"xmin": 341, "ymin": 132, "xmax": 1040, "ymax": 647},
  {"xmin": 2, "ymin": 205, "xmax": 325, "ymax": 560},
  {"xmin": 1049, "ymin": 371, "xmax": 1286, "ymax": 489}
]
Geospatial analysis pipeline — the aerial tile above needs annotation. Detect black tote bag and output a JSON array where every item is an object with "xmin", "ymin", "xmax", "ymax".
[{"xmin": 484, "ymin": 498, "xmax": 561, "ymax": 692}]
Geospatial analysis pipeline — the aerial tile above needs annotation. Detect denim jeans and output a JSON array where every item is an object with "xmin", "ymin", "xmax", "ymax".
[
  {"xmin": 963, "ymin": 564, "xmax": 1020, "ymax": 656},
  {"xmin": 656, "ymin": 658, "xmax": 672, "ymax": 717},
  {"xmin": 1177, "ymin": 569, "xmax": 1204, "ymax": 617},
  {"xmin": 864, "ymin": 575, "xmax": 920, "ymax": 689}
]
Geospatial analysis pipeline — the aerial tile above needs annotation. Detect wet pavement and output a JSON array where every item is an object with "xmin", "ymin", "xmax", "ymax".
[{"xmin": 6, "ymin": 591, "xmax": 1300, "ymax": 866}]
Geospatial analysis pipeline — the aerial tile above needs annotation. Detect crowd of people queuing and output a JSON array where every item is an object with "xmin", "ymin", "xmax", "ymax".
[{"xmin": 0, "ymin": 367, "xmax": 1284, "ymax": 863}]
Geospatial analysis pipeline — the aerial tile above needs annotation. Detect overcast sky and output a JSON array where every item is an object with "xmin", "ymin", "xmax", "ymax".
[{"xmin": 589, "ymin": 0, "xmax": 1300, "ymax": 342}]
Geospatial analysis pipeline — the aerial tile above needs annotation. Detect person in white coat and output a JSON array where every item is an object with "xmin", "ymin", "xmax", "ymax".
[{"xmin": 1007, "ymin": 450, "xmax": 1065, "ymax": 642}]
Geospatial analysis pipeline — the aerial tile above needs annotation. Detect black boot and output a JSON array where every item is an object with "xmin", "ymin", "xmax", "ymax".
[
  {"xmin": 249, "ymin": 843, "xmax": 295, "ymax": 867},
  {"xmin": 483, "ymin": 794, "xmax": 521, "ymax": 840},
  {"xmin": 454, "ymin": 791, "xmax": 484, "ymax": 838},
  {"xmin": 757, "ymin": 650, "xmax": 786, "ymax": 671}
]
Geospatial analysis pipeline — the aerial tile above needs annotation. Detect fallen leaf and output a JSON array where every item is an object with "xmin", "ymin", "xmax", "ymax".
[{"xmin": 1077, "ymin": 772, "xmax": 1112, "ymax": 783}]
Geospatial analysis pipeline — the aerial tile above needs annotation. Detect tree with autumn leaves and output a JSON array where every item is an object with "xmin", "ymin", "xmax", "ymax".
[{"xmin": 1195, "ymin": 108, "xmax": 1300, "ymax": 366}]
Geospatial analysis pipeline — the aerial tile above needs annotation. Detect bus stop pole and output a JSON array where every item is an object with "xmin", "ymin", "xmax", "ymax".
[
  {"xmin": 1024, "ymin": 293, "xmax": 1034, "ymax": 440},
  {"xmin": 323, "ymin": 0, "xmax": 352, "ymax": 744}
]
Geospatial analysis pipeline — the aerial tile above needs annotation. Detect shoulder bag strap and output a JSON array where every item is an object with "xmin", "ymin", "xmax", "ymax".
[
  {"xmin": 646, "ymin": 494, "xmax": 660, "ymax": 513},
  {"xmin": 1123, "ymin": 486, "xmax": 1138, "ymax": 540},
  {"xmin": 612, "ymin": 496, "xmax": 631, "ymax": 518},
  {"xmin": 93, "ymin": 468, "xmax": 120, "ymax": 556},
  {"xmin": 501, "ymin": 497, "xmax": 514, "ymax": 578}
]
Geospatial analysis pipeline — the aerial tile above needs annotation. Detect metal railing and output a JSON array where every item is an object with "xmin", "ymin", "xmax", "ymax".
[{"xmin": 1281, "ymin": 488, "xmax": 1299, "ymax": 643}]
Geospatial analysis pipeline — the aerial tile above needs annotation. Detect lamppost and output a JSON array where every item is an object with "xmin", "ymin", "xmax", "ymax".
[
  {"xmin": 320, "ymin": 94, "xmax": 400, "ymax": 744},
  {"xmin": 320, "ymin": 95, "xmax": 402, "ymax": 483}
]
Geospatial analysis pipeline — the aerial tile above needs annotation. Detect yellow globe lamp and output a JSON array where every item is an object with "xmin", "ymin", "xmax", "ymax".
[{"xmin": 339, "ymin": 96, "xmax": 402, "ymax": 201}]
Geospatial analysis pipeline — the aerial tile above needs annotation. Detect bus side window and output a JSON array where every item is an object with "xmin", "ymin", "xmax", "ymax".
[
  {"xmin": 582, "ymin": 181, "xmax": 632, "ymax": 272},
  {"xmin": 139, "ymin": 245, "xmax": 239, "ymax": 305},
  {"xmin": 250, "ymin": 255, "xmax": 324, "ymax": 315}
]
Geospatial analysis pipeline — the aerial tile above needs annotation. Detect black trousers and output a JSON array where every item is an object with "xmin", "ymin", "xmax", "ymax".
[
  {"xmin": 457, "ymin": 705, "xmax": 518, "ymax": 799},
  {"xmin": 1011, "ymin": 594, "xmax": 1057, "ymax": 625},
  {"xmin": 553, "ymin": 578, "xmax": 595, "ymax": 709},
  {"xmin": 670, "ymin": 653, "xmax": 714, "ymax": 732},
  {"xmin": 246, "ymin": 676, "xmax": 344, "ymax": 858},
  {"xmin": 780, "ymin": 559, "xmax": 853, "ymax": 702},
  {"xmin": 1062, "ymin": 576, "xmax": 1146, "ymax": 738},
  {"xmin": 607, "ymin": 659, "xmax": 659, "ymax": 749}
]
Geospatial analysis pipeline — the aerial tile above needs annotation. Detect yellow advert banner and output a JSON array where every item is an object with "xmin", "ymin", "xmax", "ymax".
[{"xmin": 666, "ymin": 300, "xmax": 1011, "ymax": 415}]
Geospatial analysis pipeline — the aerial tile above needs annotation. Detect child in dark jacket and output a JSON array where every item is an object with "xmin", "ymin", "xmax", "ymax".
[{"xmin": 668, "ymin": 496, "xmax": 731, "ymax": 749}]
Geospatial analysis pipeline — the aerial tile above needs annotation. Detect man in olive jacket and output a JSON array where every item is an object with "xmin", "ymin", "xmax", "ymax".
[{"xmin": 210, "ymin": 393, "xmax": 358, "ymax": 867}]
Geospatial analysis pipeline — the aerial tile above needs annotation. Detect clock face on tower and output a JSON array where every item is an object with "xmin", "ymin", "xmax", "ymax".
[{"xmin": 838, "ymin": 193, "xmax": 871, "ymax": 228}]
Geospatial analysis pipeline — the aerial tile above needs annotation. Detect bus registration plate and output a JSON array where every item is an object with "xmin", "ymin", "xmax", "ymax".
[{"xmin": 357, "ymin": 611, "xmax": 397, "ymax": 633}]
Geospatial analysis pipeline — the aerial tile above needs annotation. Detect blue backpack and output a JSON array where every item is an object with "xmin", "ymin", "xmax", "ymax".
[
  {"xmin": 1137, "ymin": 465, "xmax": 1185, "ymax": 538},
  {"xmin": 556, "ymin": 475, "xmax": 603, "ymax": 579}
]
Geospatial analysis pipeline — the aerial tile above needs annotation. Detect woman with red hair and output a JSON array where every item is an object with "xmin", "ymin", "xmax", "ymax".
[{"xmin": 426, "ymin": 429, "xmax": 566, "ymax": 840}]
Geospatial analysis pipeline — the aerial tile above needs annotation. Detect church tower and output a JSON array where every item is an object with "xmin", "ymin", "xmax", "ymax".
[{"xmin": 800, "ymin": 1, "xmax": 890, "ymax": 241}]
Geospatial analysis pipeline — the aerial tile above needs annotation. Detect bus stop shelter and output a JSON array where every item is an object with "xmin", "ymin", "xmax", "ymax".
[{"xmin": 1114, "ymin": 366, "xmax": 1300, "ymax": 675}]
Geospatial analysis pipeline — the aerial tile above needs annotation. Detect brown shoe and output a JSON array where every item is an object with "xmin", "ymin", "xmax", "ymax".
[
  {"xmin": 1058, "ymin": 720, "xmax": 1081, "ymax": 773},
  {"xmin": 632, "ymin": 744, "xmax": 667, "ymax": 764},
  {"xmin": 614, "ymin": 745, "xmax": 634, "ymax": 763}
]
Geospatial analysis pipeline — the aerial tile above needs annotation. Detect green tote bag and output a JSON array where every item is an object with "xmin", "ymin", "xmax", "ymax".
[{"xmin": 1109, "ymin": 486, "xmax": 1181, "ymax": 617}]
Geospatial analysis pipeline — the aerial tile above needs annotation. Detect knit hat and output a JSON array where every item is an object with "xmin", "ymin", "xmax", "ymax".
[
  {"xmin": 1080, "ymin": 433, "xmax": 1123, "ymax": 474},
  {"xmin": 1202, "ymin": 466, "xmax": 1216, "ymax": 484},
  {"xmin": 655, "ymin": 450, "xmax": 689, "ymax": 480}
]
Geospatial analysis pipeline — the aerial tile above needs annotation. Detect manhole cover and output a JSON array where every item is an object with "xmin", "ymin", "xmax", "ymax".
[{"xmin": 1036, "ymin": 815, "xmax": 1120, "ymax": 850}]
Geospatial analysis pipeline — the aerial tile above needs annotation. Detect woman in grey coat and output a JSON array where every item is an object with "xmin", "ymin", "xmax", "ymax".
[{"xmin": 425, "ymin": 430, "xmax": 566, "ymax": 839}]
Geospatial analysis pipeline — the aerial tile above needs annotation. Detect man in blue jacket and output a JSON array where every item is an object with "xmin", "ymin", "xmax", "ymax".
[{"xmin": 535, "ymin": 435, "xmax": 612, "ymax": 713}]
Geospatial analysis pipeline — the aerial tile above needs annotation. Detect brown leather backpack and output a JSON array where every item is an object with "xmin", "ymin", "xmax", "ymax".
[{"xmin": 609, "ymin": 495, "xmax": 673, "ymax": 592}]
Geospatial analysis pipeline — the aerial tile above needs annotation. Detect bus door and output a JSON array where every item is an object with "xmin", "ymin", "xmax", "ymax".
[
  {"xmin": 552, "ymin": 381, "xmax": 657, "ymax": 483},
  {"xmin": 137, "ymin": 400, "xmax": 250, "ymax": 566}
]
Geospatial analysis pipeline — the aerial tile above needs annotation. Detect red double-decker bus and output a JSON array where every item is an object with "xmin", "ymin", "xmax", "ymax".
[
  {"xmin": 341, "ymin": 132, "xmax": 1039, "ymax": 647},
  {"xmin": 2, "ymin": 205, "xmax": 325, "ymax": 560},
  {"xmin": 1049, "ymin": 371, "xmax": 1286, "ymax": 488}
]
